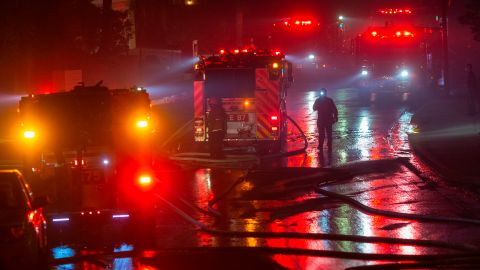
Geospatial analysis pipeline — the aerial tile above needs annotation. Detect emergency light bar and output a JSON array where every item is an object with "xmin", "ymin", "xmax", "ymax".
[{"xmin": 379, "ymin": 8, "xmax": 412, "ymax": 15}]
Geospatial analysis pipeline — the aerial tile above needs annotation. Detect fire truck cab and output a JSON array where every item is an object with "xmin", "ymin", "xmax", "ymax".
[
  {"xmin": 353, "ymin": 8, "xmax": 441, "ymax": 102},
  {"xmin": 18, "ymin": 84, "xmax": 155, "ymax": 219},
  {"xmin": 193, "ymin": 49, "xmax": 293, "ymax": 153}
]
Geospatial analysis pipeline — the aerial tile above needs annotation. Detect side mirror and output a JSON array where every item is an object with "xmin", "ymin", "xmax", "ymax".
[{"xmin": 32, "ymin": 195, "xmax": 50, "ymax": 209}]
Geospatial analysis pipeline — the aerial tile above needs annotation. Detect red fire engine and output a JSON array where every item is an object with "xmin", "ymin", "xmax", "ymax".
[
  {"xmin": 354, "ymin": 7, "xmax": 442, "ymax": 101},
  {"xmin": 193, "ymin": 49, "xmax": 293, "ymax": 153},
  {"xmin": 18, "ymin": 83, "xmax": 156, "ymax": 221}
]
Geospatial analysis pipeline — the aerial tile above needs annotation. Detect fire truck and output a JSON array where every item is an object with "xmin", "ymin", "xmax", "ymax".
[
  {"xmin": 18, "ymin": 83, "xmax": 156, "ymax": 221},
  {"xmin": 193, "ymin": 49, "xmax": 293, "ymax": 153},
  {"xmin": 354, "ymin": 8, "xmax": 442, "ymax": 101}
]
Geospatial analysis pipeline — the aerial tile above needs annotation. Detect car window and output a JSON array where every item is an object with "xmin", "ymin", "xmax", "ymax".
[{"xmin": 0, "ymin": 174, "xmax": 27, "ymax": 210}]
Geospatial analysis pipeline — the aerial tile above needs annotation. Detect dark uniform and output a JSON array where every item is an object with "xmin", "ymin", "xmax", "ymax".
[
  {"xmin": 313, "ymin": 90, "xmax": 338, "ymax": 153},
  {"xmin": 207, "ymin": 97, "xmax": 227, "ymax": 158}
]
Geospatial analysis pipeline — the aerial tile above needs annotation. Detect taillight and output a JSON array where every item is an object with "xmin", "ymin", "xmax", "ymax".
[{"xmin": 270, "ymin": 115, "xmax": 278, "ymax": 121}]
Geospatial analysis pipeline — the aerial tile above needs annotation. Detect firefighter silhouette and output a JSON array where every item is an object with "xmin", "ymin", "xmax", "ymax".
[
  {"xmin": 313, "ymin": 88, "xmax": 338, "ymax": 153},
  {"xmin": 207, "ymin": 97, "xmax": 227, "ymax": 158}
]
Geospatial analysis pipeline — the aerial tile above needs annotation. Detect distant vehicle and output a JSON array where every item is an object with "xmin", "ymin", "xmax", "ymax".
[
  {"xmin": 0, "ymin": 170, "xmax": 48, "ymax": 269},
  {"xmin": 353, "ymin": 8, "xmax": 441, "ymax": 102},
  {"xmin": 194, "ymin": 49, "xmax": 293, "ymax": 153},
  {"xmin": 17, "ymin": 84, "xmax": 156, "ymax": 224}
]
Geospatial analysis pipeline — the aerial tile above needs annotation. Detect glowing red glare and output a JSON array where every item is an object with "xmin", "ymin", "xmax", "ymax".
[
  {"xmin": 196, "ymin": 127, "xmax": 202, "ymax": 132},
  {"xmin": 371, "ymin": 31, "xmax": 377, "ymax": 37},
  {"xmin": 284, "ymin": 21, "xmax": 288, "ymax": 26},
  {"xmin": 295, "ymin": 20, "xmax": 300, "ymax": 25},
  {"xmin": 271, "ymin": 127, "xmax": 278, "ymax": 131},
  {"xmin": 270, "ymin": 115, "xmax": 278, "ymax": 121},
  {"xmin": 219, "ymin": 49, "xmax": 225, "ymax": 54},
  {"xmin": 139, "ymin": 175, "xmax": 153, "ymax": 186},
  {"xmin": 404, "ymin": 31, "xmax": 412, "ymax": 36},
  {"xmin": 242, "ymin": 49, "xmax": 248, "ymax": 53},
  {"xmin": 396, "ymin": 31, "xmax": 401, "ymax": 37},
  {"xmin": 81, "ymin": 212, "xmax": 85, "ymax": 215},
  {"xmin": 96, "ymin": 210, "xmax": 100, "ymax": 214},
  {"xmin": 275, "ymin": 51, "xmax": 281, "ymax": 55},
  {"xmin": 302, "ymin": 20, "xmax": 312, "ymax": 25},
  {"xmin": 89, "ymin": 211, "xmax": 93, "ymax": 215},
  {"xmin": 234, "ymin": 49, "xmax": 239, "ymax": 54}
]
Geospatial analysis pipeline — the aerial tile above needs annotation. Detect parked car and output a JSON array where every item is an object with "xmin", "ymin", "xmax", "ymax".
[{"xmin": 0, "ymin": 170, "xmax": 48, "ymax": 269}]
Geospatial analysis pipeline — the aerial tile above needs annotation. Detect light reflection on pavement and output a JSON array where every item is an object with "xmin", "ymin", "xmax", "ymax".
[{"xmin": 45, "ymin": 85, "xmax": 480, "ymax": 269}]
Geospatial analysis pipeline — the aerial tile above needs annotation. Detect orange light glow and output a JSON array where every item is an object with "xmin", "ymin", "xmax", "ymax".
[
  {"xmin": 275, "ymin": 51, "xmax": 281, "ymax": 56},
  {"xmin": 271, "ymin": 127, "xmax": 278, "ymax": 131},
  {"xmin": 396, "ymin": 31, "xmax": 402, "ymax": 37},
  {"xmin": 272, "ymin": 62, "xmax": 279, "ymax": 69},
  {"xmin": 371, "ymin": 31, "xmax": 377, "ymax": 37},
  {"xmin": 23, "ymin": 130, "xmax": 35, "ymax": 139},
  {"xmin": 244, "ymin": 100, "xmax": 250, "ymax": 106},
  {"xmin": 137, "ymin": 120, "xmax": 148, "ymax": 128},
  {"xmin": 196, "ymin": 127, "xmax": 203, "ymax": 132},
  {"xmin": 295, "ymin": 20, "xmax": 300, "ymax": 25}
]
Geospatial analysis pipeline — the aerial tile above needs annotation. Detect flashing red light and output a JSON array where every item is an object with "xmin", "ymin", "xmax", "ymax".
[
  {"xmin": 220, "ymin": 49, "xmax": 225, "ymax": 54},
  {"xmin": 284, "ymin": 21, "xmax": 289, "ymax": 26},
  {"xmin": 242, "ymin": 49, "xmax": 248, "ymax": 53},
  {"xmin": 371, "ymin": 31, "xmax": 377, "ymax": 37},
  {"xmin": 74, "ymin": 159, "xmax": 85, "ymax": 166},
  {"xmin": 295, "ymin": 20, "xmax": 300, "ymax": 25},
  {"xmin": 404, "ymin": 31, "xmax": 412, "ymax": 37},
  {"xmin": 139, "ymin": 175, "xmax": 153, "ymax": 186},
  {"xmin": 234, "ymin": 49, "xmax": 240, "ymax": 54},
  {"xmin": 396, "ymin": 31, "xmax": 401, "ymax": 37},
  {"xmin": 270, "ymin": 115, "xmax": 278, "ymax": 121},
  {"xmin": 275, "ymin": 50, "xmax": 281, "ymax": 56},
  {"xmin": 379, "ymin": 8, "xmax": 413, "ymax": 15}
]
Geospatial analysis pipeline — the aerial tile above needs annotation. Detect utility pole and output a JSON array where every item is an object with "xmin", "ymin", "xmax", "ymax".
[
  {"xmin": 235, "ymin": 1, "xmax": 244, "ymax": 47},
  {"xmin": 441, "ymin": 0, "xmax": 450, "ymax": 94}
]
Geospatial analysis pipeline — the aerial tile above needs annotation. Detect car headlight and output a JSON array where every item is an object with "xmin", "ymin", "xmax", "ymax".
[
  {"xmin": 400, "ymin": 70, "xmax": 409, "ymax": 78},
  {"xmin": 361, "ymin": 70, "xmax": 368, "ymax": 76}
]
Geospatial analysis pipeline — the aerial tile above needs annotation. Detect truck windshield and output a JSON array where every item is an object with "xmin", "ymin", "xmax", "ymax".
[{"xmin": 205, "ymin": 68, "xmax": 255, "ymax": 98}]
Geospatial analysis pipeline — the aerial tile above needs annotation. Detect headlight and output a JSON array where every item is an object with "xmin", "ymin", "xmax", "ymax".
[
  {"xmin": 361, "ymin": 70, "xmax": 368, "ymax": 76},
  {"xmin": 400, "ymin": 70, "xmax": 409, "ymax": 78},
  {"xmin": 23, "ymin": 130, "xmax": 35, "ymax": 139},
  {"xmin": 136, "ymin": 120, "xmax": 148, "ymax": 128}
]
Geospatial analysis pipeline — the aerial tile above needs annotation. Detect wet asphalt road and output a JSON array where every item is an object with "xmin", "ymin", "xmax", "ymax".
[{"xmin": 3, "ymin": 74, "xmax": 480, "ymax": 269}]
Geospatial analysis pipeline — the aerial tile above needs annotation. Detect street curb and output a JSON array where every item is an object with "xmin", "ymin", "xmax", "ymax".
[{"xmin": 408, "ymin": 134, "xmax": 454, "ymax": 179}]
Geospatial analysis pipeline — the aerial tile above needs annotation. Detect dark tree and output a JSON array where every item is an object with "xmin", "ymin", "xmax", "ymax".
[{"xmin": 459, "ymin": 0, "xmax": 480, "ymax": 41}]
